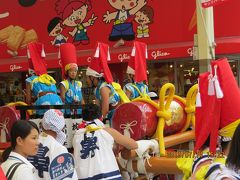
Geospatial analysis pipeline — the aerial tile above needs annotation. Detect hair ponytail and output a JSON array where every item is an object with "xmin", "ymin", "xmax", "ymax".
[{"xmin": 1, "ymin": 147, "xmax": 13, "ymax": 162}]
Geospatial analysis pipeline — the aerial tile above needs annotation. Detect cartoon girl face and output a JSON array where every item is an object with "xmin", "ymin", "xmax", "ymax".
[
  {"xmin": 135, "ymin": 11, "xmax": 150, "ymax": 25},
  {"xmin": 108, "ymin": 0, "xmax": 137, "ymax": 11},
  {"xmin": 49, "ymin": 23, "xmax": 63, "ymax": 37},
  {"xmin": 63, "ymin": 5, "xmax": 88, "ymax": 27}
]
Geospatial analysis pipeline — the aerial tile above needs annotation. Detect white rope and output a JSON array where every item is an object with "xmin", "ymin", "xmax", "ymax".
[{"xmin": 120, "ymin": 120, "xmax": 137, "ymax": 138}]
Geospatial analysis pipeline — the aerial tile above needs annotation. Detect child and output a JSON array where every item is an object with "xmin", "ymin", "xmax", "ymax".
[{"xmin": 47, "ymin": 17, "xmax": 68, "ymax": 46}]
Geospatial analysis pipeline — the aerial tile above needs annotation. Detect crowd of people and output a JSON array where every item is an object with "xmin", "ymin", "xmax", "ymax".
[{"xmin": 23, "ymin": 41, "xmax": 149, "ymax": 122}]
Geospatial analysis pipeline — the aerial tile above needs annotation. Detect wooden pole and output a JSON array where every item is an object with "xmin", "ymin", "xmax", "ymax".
[{"xmin": 121, "ymin": 130, "xmax": 195, "ymax": 159}]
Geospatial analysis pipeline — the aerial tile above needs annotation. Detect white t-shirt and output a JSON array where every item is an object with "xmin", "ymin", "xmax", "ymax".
[
  {"xmin": 1, "ymin": 152, "xmax": 36, "ymax": 180},
  {"xmin": 28, "ymin": 133, "xmax": 78, "ymax": 180},
  {"xmin": 73, "ymin": 125, "xmax": 122, "ymax": 179}
]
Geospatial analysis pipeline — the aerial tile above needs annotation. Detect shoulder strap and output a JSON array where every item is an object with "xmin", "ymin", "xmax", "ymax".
[
  {"xmin": 131, "ymin": 84, "xmax": 143, "ymax": 97},
  {"xmin": 62, "ymin": 80, "xmax": 69, "ymax": 92},
  {"xmin": 6, "ymin": 162, "xmax": 24, "ymax": 180}
]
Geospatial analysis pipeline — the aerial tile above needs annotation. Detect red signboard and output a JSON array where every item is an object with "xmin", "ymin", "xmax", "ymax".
[{"xmin": 202, "ymin": 0, "xmax": 230, "ymax": 8}]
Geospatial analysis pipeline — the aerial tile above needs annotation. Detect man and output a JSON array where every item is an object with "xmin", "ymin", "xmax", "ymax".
[
  {"xmin": 73, "ymin": 104, "xmax": 138, "ymax": 179},
  {"xmin": 28, "ymin": 109, "xmax": 78, "ymax": 180}
]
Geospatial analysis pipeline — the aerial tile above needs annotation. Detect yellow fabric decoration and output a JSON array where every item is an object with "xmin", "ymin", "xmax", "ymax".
[
  {"xmin": 112, "ymin": 82, "xmax": 130, "ymax": 103},
  {"xmin": 219, "ymin": 119, "xmax": 240, "ymax": 138},
  {"xmin": 65, "ymin": 64, "xmax": 71, "ymax": 72},
  {"xmin": 32, "ymin": 74, "xmax": 56, "ymax": 86},
  {"xmin": 85, "ymin": 124, "xmax": 102, "ymax": 132},
  {"xmin": 176, "ymin": 155, "xmax": 194, "ymax": 180},
  {"xmin": 214, "ymin": 157, "xmax": 226, "ymax": 164},
  {"xmin": 195, "ymin": 164, "xmax": 210, "ymax": 180}
]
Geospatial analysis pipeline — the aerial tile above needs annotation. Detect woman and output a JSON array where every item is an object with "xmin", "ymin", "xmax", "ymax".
[
  {"xmin": 25, "ymin": 42, "xmax": 63, "ymax": 115},
  {"xmin": 1, "ymin": 120, "xmax": 39, "ymax": 180},
  {"xmin": 86, "ymin": 42, "xmax": 120, "ymax": 120},
  {"xmin": 59, "ymin": 43, "xmax": 85, "ymax": 117},
  {"xmin": 226, "ymin": 123, "xmax": 240, "ymax": 176}
]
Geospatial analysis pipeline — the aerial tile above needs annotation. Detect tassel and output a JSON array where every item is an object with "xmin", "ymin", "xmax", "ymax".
[
  {"xmin": 131, "ymin": 45, "xmax": 136, "ymax": 56},
  {"xmin": 213, "ymin": 65, "xmax": 224, "ymax": 99},
  {"xmin": 41, "ymin": 44, "xmax": 46, "ymax": 57},
  {"xmin": 94, "ymin": 43, "xmax": 100, "ymax": 58},
  {"xmin": 208, "ymin": 74, "xmax": 215, "ymax": 96},
  {"xmin": 196, "ymin": 78, "xmax": 202, "ymax": 107},
  {"xmin": 208, "ymin": 64, "xmax": 215, "ymax": 95},
  {"xmin": 27, "ymin": 48, "xmax": 30, "ymax": 58},
  {"xmin": 107, "ymin": 46, "xmax": 111, "ymax": 61},
  {"xmin": 145, "ymin": 46, "xmax": 148, "ymax": 59},
  {"xmin": 58, "ymin": 47, "xmax": 61, "ymax": 59},
  {"xmin": 1, "ymin": 128, "xmax": 6, "ymax": 143}
]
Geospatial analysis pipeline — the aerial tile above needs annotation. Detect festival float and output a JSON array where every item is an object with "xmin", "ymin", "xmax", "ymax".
[
  {"xmin": 112, "ymin": 82, "xmax": 198, "ymax": 178},
  {"xmin": 0, "ymin": 82, "xmax": 197, "ymax": 178}
]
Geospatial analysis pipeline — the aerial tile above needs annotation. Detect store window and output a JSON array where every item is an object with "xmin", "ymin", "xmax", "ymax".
[
  {"xmin": 176, "ymin": 60, "xmax": 199, "ymax": 96},
  {"xmin": 147, "ymin": 61, "xmax": 175, "ymax": 94},
  {"xmin": 0, "ymin": 72, "xmax": 25, "ymax": 104}
]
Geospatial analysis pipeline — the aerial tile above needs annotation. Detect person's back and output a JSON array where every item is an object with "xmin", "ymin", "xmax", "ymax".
[
  {"xmin": 28, "ymin": 109, "xmax": 77, "ymax": 180},
  {"xmin": 73, "ymin": 104, "xmax": 137, "ymax": 179},
  {"xmin": 73, "ymin": 125, "xmax": 121, "ymax": 179}
]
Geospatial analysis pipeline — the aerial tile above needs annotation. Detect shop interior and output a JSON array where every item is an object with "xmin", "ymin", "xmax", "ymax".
[{"xmin": 0, "ymin": 57, "xmax": 238, "ymax": 105}]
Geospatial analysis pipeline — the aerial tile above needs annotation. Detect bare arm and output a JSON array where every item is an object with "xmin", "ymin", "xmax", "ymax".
[
  {"xmin": 59, "ymin": 84, "xmax": 66, "ymax": 103},
  {"xmin": 100, "ymin": 86, "xmax": 111, "ymax": 118},
  {"xmin": 81, "ymin": 98, "xmax": 85, "ymax": 105},
  {"xmin": 125, "ymin": 89, "xmax": 132, "ymax": 99},
  {"xmin": 104, "ymin": 127, "xmax": 138, "ymax": 150},
  {"xmin": 69, "ymin": 27, "xmax": 77, "ymax": 37},
  {"xmin": 83, "ymin": 14, "xmax": 98, "ymax": 27},
  {"xmin": 25, "ymin": 83, "xmax": 32, "ymax": 105}
]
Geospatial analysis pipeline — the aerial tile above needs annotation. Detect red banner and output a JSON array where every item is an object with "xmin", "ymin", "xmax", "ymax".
[{"xmin": 202, "ymin": 0, "xmax": 230, "ymax": 8}]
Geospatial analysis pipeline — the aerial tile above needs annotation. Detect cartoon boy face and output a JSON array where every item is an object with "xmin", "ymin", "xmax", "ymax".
[
  {"xmin": 63, "ymin": 5, "xmax": 88, "ymax": 27},
  {"xmin": 49, "ymin": 23, "xmax": 63, "ymax": 37},
  {"xmin": 135, "ymin": 11, "xmax": 150, "ymax": 25},
  {"xmin": 108, "ymin": 0, "xmax": 137, "ymax": 11}
]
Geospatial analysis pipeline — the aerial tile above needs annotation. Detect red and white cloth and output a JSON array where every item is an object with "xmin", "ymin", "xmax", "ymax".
[
  {"xmin": 27, "ymin": 42, "xmax": 47, "ymax": 75},
  {"xmin": 59, "ymin": 43, "xmax": 78, "ymax": 79},
  {"xmin": 202, "ymin": 0, "xmax": 231, "ymax": 8},
  {"xmin": 127, "ymin": 41, "xmax": 148, "ymax": 83},
  {"xmin": 195, "ymin": 58, "xmax": 240, "ymax": 153},
  {"xmin": 86, "ymin": 42, "xmax": 113, "ymax": 83}
]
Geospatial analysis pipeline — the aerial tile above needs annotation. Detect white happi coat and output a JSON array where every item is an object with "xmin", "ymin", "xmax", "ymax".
[
  {"xmin": 28, "ymin": 133, "xmax": 78, "ymax": 180},
  {"xmin": 1, "ymin": 152, "xmax": 36, "ymax": 180},
  {"xmin": 73, "ymin": 125, "xmax": 122, "ymax": 180}
]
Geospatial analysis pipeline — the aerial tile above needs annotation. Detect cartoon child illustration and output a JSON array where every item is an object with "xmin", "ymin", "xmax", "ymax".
[
  {"xmin": 48, "ymin": 17, "xmax": 68, "ymax": 46},
  {"xmin": 103, "ymin": 0, "xmax": 146, "ymax": 47},
  {"xmin": 135, "ymin": 5, "xmax": 154, "ymax": 38},
  {"xmin": 55, "ymin": 0, "xmax": 97, "ymax": 45}
]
